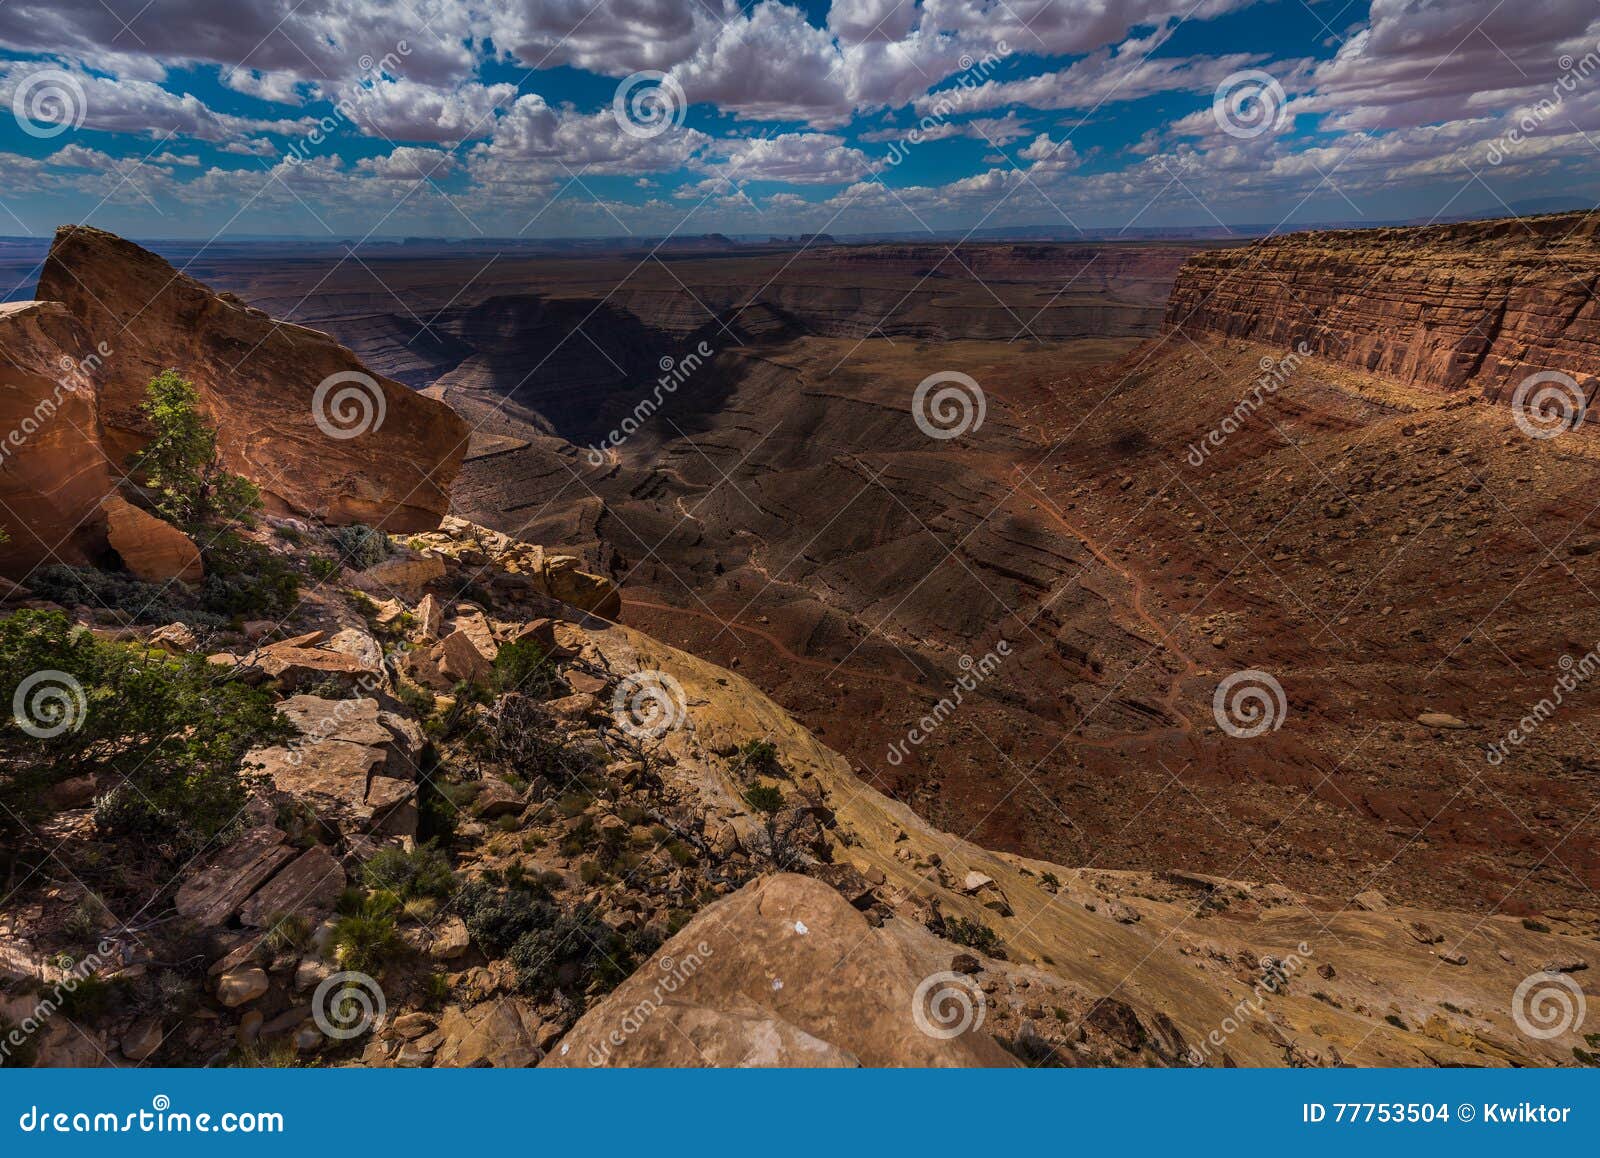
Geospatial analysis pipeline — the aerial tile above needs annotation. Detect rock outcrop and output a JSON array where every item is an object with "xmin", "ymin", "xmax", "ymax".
[
  {"xmin": 1165, "ymin": 213, "xmax": 1600, "ymax": 410},
  {"xmin": 100, "ymin": 494, "xmax": 203, "ymax": 583},
  {"xmin": 0, "ymin": 301, "xmax": 111, "ymax": 574},
  {"xmin": 33, "ymin": 225, "xmax": 468, "ymax": 530},
  {"xmin": 547, "ymin": 873, "xmax": 1015, "ymax": 1067}
]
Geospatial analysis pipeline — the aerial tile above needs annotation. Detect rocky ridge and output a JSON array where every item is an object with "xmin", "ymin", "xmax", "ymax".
[{"xmin": 0, "ymin": 227, "xmax": 468, "ymax": 579}]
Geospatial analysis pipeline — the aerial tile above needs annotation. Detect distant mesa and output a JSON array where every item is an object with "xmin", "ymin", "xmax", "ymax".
[{"xmin": 1166, "ymin": 210, "xmax": 1600, "ymax": 408}]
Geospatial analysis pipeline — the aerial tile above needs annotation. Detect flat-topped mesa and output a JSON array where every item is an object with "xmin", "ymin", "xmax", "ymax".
[
  {"xmin": 1164, "ymin": 212, "xmax": 1600, "ymax": 409},
  {"xmin": 35, "ymin": 225, "xmax": 469, "ymax": 530}
]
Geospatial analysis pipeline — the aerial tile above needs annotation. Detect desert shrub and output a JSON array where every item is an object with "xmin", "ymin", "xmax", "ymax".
[
  {"xmin": 329, "ymin": 893, "xmax": 405, "ymax": 974},
  {"xmin": 129, "ymin": 370, "xmax": 261, "ymax": 531},
  {"xmin": 418, "ymin": 972, "xmax": 452, "ymax": 1011},
  {"xmin": 332, "ymin": 524, "xmax": 391, "ymax": 572},
  {"xmin": 507, "ymin": 905, "xmax": 648, "ymax": 1001},
  {"xmin": 200, "ymin": 531, "xmax": 300, "ymax": 619},
  {"xmin": 28, "ymin": 565, "xmax": 223, "ymax": 628},
  {"xmin": 454, "ymin": 878, "xmax": 556, "ymax": 957},
  {"xmin": 306, "ymin": 557, "xmax": 341, "ymax": 583},
  {"xmin": 56, "ymin": 975, "xmax": 131, "ymax": 1025},
  {"xmin": 263, "ymin": 913, "xmax": 313, "ymax": 955},
  {"xmin": 734, "ymin": 738, "xmax": 782, "ymax": 777},
  {"xmin": 742, "ymin": 784, "xmax": 785, "ymax": 815},
  {"xmin": 944, "ymin": 916, "xmax": 1005, "ymax": 958},
  {"xmin": 0, "ymin": 610, "xmax": 289, "ymax": 861},
  {"xmin": 361, "ymin": 843, "xmax": 456, "ymax": 901},
  {"xmin": 492, "ymin": 639, "xmax": 562, "ymax": 698}
]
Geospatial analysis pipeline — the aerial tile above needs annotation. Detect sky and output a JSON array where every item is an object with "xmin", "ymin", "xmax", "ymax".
[{"xmin": 0, "ymin": 0, "xmax": 1598, "ymax": 240}]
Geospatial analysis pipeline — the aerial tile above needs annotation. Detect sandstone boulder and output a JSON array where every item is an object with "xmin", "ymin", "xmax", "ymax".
[
  {"xmin": 545, "ymin": 873, "xmax": 1015, "ymax": 1067},
  {"xmin": 36, "ymin": 225, "xmax": 467, "ymax": 530},
  {"xmin": 100, "ymin": 494, "xmax": 203, "ymax": 583},
  {"xmin": 0, "ymin": 301, "xmax": 112, "ymax": 577}
]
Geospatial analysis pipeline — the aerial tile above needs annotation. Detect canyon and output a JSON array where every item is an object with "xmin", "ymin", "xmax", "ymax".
[
  {"xmin": 176, "ymin": 218, "xmax": 1600, "ymax": 917},
  {"xmin": 0, "ymin": 219, "xmax": 1595, "ymax": 1068}
]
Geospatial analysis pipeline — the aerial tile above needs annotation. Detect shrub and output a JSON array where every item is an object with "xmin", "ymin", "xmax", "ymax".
[
  {"xmin": 129, "ymin": 370, "xmax": 260, "ymax": 531},
  {"xmin": 306, "ymin": 557, "xmax": 341, "ymax": 583},
  {"xmin": 742, "ymin": 784, "xmax": 785, "ymax": 815},
  {"xmin": 492, "ymin": 639, "xmax": 562, "ymax": 698},
  {"xmin": 0, "ymin": 610, "xmax": 289, "ymax": 862},
  {"xmin": 507, "ymin": 905, "xmax": 644, "ymax": 1001},
  {"xmin": 332, "ymin": 524, "xmax": 391, "ymax": 572},
  {"xmin": 361, "ymin": 843, "xmax": 456, "ymax": 901},
  {"xmin": 944, "ymin": 916, "xmax": 1005, "ymax": 958},
  {"xmin": 329, "ymin": 893, "xmax": 405, "ymax": 974},
  {"xmin": 734, "ymin": 739, "xmax": 782, "ymax": 777},
  {"xmin": 28, "ymin": 565, "xmax": 223, "ymax": 628},
  {"xmin": 200, "ymin": 531, "xmax": 300, "ymax": 619},
  {"xmin": 454, "ymin": 878, "xmax": 556, "ymax": 957}
]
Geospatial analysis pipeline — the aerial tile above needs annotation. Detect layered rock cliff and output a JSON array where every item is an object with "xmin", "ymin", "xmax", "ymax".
[
  {"xmin": 1165, "ymin": 212, "xmax": 1600, "ymax": 407},
  {"xmin": 0, "ymin": 227, "xmax": 468, "ymax": 579}
]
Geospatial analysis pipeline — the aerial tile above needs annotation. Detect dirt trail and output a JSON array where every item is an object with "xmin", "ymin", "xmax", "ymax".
[{"xmin": 1000, "ymin": 462, "xmax": 1200, "ymax": 734}]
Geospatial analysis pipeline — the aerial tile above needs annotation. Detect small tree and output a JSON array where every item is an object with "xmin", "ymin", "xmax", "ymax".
[{"xmin": 132, "ymin": 370, "xmax": 260, "ymax": 530}]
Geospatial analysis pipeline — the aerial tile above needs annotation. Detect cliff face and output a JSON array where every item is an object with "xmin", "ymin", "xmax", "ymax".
[
  {"xmin": 33, "ymin": 226, "xmax": 468, "ymax": 532},
  {"xmin": 1164, "ymin": 213, "xmax": 1600, "ymax": 406},
  {"xmin": 0, "ymin": 301, "xmax": 111, "ymax": 573}
]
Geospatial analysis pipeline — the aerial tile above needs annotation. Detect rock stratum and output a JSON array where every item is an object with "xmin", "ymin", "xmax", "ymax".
[
  {"xmin": 1165, "ymin": 212, "xmax": 1600, "ymax": 407},
  {"xmin": 0, "ymin": 227, "xmax": 467, "ymax": 577}
]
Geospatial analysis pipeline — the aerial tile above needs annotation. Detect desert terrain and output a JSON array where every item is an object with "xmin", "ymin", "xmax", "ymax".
[{"xmin": 178, "ymin": 223, "xmax": 1600, "ymax": 918}]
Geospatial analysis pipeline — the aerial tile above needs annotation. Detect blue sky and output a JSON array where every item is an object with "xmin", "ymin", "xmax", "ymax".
[{"xmin": 0, "ymin": 0, "xmax": 1596, "ymax": 239}]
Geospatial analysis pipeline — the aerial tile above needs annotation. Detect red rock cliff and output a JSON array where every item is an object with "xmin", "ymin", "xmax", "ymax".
[{"xmin": 1164, "ymin": 213, "xmax": 1600, "ymax": 407}]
